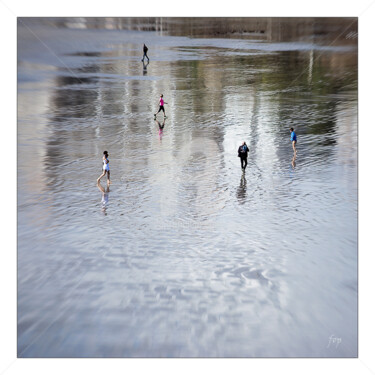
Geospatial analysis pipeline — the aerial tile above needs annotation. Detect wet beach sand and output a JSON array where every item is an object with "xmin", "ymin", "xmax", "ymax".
[{"xmin": 18, "ymin": 18, "xmax": 357, "ymax": 357}]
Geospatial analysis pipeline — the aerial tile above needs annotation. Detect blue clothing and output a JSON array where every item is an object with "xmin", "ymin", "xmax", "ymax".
[
  {"xmin": 290, "ymin": 131, "xmax": 297, "ymax": 142},
  {"xmin": 238, "ymin": 145, "xmax": 249, "ymax": 158}
]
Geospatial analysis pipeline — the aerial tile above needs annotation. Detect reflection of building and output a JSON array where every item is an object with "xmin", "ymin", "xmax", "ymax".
[
  {"xmin": 30, "ymin": 17, "xmax": 357, "ymax": 46},
  {"xmin": 18, "ymin": 75, "xmax": 50, "ymax": 187},
  {"xmin": 335, "ymin": 100, "xmax": 357, "ymax": 171},
  {"xmin": 18, "ymin": 17, "xmax": 357, "ymax": 223},
  {"xmin": 18, "ymin": 69, "xmax": 55, "ymax": 228}
]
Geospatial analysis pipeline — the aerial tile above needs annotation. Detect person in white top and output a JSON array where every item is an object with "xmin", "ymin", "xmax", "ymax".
[{"xmin": 97, "ymin": 150, "xmax": 111, "ymax": 186}]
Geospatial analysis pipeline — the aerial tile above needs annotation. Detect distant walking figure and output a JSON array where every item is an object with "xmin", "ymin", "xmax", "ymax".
[
  {"xmin": 97, "ymin": 151, "xmax": 111, "ymax": 185},
  {"xmin": 290, "ymin": 127, "xmax": 297, "ymax": 154},
  {"xmin": 142, "ymin": 44, "xmax": 149, "ymax": 62},
  {"xmin": 154, "ymin": 94, "xmax": 167, "ymax": 118},
  {"xmin": 238, "ymin": 141, "xmax": 249, "ymax": 170}
]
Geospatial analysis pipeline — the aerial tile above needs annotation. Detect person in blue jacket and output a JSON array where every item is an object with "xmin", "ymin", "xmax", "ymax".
[
  {"xmin": 290, "ymin": 127, "xmax": 297, "ymax": 154},
  {"xmin": 238, "ymin": 141, "xmax": 250, "ymax": 170}
]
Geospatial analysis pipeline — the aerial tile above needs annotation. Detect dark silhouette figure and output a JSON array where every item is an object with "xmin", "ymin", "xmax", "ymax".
[
  {"xmin": 238, "ymin": 141, "xmax": 250, "ymax": 170},
  {"xmin": 142, "ymin": 44, "xmax": 149, "ymax": 62}
]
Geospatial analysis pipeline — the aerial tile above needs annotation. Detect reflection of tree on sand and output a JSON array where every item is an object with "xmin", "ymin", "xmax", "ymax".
[{"xmin": 176, "ymin": 136, "xmax": 228, "ymax": 220}]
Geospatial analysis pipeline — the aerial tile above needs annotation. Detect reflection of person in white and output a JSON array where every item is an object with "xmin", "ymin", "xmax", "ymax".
[
  {"xmin": 97, "ymin": 151, "xmax": 111, "ymax": 186},
  {"xmin": 154, "ymin": 94, "xmax": 167, "ymax": 118},
  {"xmin": 97, "ymin": 181, "xmax": 109, "ymax": 214}
]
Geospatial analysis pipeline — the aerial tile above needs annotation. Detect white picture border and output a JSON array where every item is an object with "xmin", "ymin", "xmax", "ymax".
[{"xmin": 3, "ymin": 0, "xmax": 373, "ymax": 374}]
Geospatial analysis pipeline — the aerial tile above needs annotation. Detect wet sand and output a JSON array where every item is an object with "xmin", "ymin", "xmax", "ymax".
[{"xmin": 18, "ymin": 18, "xmax": 357, "ymax": 357}]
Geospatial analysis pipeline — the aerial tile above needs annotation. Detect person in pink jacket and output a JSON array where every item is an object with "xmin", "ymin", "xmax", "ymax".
[{"xmin": 154, "ymin": 94, "xmax": 167, "ymax": 118}]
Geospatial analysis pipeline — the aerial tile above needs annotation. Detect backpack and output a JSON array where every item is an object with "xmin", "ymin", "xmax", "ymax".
[{"xmin": 238, "ymin": 145, "xmax": 246, "ymax": 157}]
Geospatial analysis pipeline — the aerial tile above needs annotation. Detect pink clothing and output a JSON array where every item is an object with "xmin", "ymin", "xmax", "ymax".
[{"xmin": 159, "ymin": 97, "xmax": 164, "ymax": 106}]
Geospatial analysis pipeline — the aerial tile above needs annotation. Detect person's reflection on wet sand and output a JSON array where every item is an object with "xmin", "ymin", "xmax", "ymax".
[
  {"xmin": 155, "ymin": 118, "xmax": 165, "ymax": 140},
  {"xmin": 291, "ymin": 152, "xmax": 296, "ymax": 169},
  {"xmin": 236, "ymin": 173, "xmax": 247, "ymax": 204},
  {"xmin": 97, "ymin": 182, "xmax": 110, "ymax": 215},
  {"xmin": 142, "ymin": 60, "xmax": 149, "ymax": 75}
]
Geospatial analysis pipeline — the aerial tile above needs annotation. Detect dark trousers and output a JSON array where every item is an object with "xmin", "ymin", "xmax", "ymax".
[
  {"xmin": 142, "ymin": 52, "xmax": 149, "ymax": 62},
  {"xmin": 240, "ymin": 157, "xmax": 248, "ymax": 169},
  {"xmin": 156, "ymin": 105, "xmax": 165, "ymax": 114}
]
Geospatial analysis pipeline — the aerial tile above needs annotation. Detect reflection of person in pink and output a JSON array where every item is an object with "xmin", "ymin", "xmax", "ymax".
[
  {"xmin": 154, "ymin": 94, "xmax": 167, "ymax": 118},
  {"xmin": 155, "ymin": 118, "xmax": 165, "ymax": 140}
]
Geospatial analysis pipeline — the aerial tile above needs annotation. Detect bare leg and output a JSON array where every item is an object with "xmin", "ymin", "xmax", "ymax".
[
  {"xmin": 292, "ymin": 141, "xmax": 297, "ymax": 154},
  {"xmin": 107, "ymin": 170, "xmax": 111, "ymax": 185},
  {"xmin": 97, "ymin": 170, "xmax": 106, "ymax": 183}
]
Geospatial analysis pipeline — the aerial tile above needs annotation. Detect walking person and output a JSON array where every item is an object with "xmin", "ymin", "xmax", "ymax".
[
  {"xmin": 238, "ymin": 141, "xmax": 249, "ymax": 171},
  {"xmin": 154, "ymin": 94, "xmax": 167, "ymax": 118},
  {"xmin": 141, "ymin": 43, "xmax": 149, "ymax": 62},
  {"xmin": 97, "ymin": 150, "xmax": 111, "ymax": 186},
  {"xmin": 290, "ymin": 127, "xmax": 297, "ymax": 154}
]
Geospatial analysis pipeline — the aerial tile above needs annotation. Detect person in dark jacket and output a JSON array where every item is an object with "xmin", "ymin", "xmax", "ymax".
[
  {"xmin": 238, "ymin": 141, "xmax": 249, "ymax": 170},
  {"xmin": 141, "ymin": 44, "xmax": 149, "ymax": 62}
]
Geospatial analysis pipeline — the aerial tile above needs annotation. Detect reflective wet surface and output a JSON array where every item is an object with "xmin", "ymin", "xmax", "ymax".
[{"xmin": 18, "ymin": 18, "xmax": 357, "ymax": 357}]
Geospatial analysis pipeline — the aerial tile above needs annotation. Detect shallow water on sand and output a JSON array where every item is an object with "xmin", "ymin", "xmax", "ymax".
[{"xmin": 18, "ymin": 18, "xmax": 357, "ymax": 357}]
